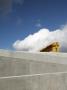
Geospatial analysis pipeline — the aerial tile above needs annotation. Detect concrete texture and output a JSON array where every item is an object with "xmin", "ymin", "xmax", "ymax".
[
  {"xmin": 0, "ymin": 72, "xmax": 67, "ymax": 90},
  {"xmin": 0, "ymin": 49, "xmax": 67, "ymax": 90},
  {"xmin": 0, "ymin": 51, "xmax": 67, "ymax": 77}
]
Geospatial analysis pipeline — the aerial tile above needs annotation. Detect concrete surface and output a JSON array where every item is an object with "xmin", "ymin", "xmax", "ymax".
[
  {"xmin": 0, "ymin": 56, "xmax": 67, "ymax": 77},
  {"xmin": 0, "ymin": 72, "xmax": 67, "ymax": 90},
  {"xmin": 0, "ymin": 50, "xmax": 67, "ymax": 77},
  {"xmin": 0, "ymin": 49, "xmax": 67, "ymax": 90}
]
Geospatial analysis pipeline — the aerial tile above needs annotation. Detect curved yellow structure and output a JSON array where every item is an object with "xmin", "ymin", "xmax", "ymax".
[{"xmin": 40, "ymin": 42, "xmax": 60, "ymax": 52}]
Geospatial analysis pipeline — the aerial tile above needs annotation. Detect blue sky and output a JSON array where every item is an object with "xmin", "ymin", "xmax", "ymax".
[{"xmin": 0, "ymin": 0, "xmax": 67, "ymax": 50}]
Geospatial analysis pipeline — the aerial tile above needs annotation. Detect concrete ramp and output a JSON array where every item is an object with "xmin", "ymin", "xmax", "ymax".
[{"xmin": 0, "ymin": 49, "xmax": 67, "ymax": 90}]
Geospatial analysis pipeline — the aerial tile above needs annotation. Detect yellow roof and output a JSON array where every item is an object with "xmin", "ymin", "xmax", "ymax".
[{"xmin": 40, "ymin": 42, "xmax": 60, "ymax": 52}]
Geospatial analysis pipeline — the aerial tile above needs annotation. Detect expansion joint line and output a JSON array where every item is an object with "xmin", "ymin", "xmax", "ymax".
[{"xmin": 0, "ymin": 72, "xmax": 67, "ymax": 79}]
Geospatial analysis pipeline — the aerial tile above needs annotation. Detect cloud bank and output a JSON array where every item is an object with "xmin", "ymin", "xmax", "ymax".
[{"xmin": 13, "ymin": 25, "xmax": 67, "ymax": 52}]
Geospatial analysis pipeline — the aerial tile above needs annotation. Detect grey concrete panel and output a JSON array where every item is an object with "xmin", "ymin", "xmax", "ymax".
[
  {"xmin": 0, "ymin": 72, "xmax": 67, "ymax": 90},
  {"xmin": 0, "ymin": 52, "xmax": 67, "ymax": 77},
  {"xmin": 0, "ymin": 49, "xmax": 67, "ymax": 64},
  {"xmin": 29, "ymin": 61, "xmax": 67, "ymax": 74},
  {"xmin": 0, "ymin": 49, "xmax": 67, "ymax": 90},
  {"xmin": 0, "ymin": 56, "xmax": 67, "ymax": 77},
  {"xmin": 0, "ymin": 57, "xmax": 30, "ymax": 77}
]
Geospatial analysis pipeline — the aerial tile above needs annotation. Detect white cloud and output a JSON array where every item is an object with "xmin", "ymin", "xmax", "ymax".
[{"xmin": 13, "ymin": 25, "xmax": 67, "ymax": 52}]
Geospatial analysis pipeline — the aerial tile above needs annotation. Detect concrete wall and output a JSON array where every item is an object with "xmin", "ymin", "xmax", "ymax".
[
  {"xmin": 0, "ymin": 72, "xmax": 67, "ymax": 90},
  {"xmin": 0, "ymin": 50, "xmax": 67, "ymax": 77},
  {"xmin": 0, "ymin": 49, "xmax": 67, "ymax": 90},
  {"xmin": 1, "ymin": 56, "xmax": 67, "ymax": 77}
]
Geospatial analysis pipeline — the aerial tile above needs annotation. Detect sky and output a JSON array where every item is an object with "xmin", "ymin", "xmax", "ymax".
[{"xmin": 0, "ymin": 0, "xmax": 67, "ymax": 51}]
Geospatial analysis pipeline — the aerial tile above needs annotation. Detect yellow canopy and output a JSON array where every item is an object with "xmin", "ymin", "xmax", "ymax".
[{"xmin": 40, "ymin": 42, "xmax": 60, "ymax": 52}]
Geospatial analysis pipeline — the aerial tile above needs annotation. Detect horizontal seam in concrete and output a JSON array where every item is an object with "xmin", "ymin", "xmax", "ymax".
[{"xmin": 0, "ymin": 72, "xmax": 67, "ymax": 79}]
